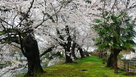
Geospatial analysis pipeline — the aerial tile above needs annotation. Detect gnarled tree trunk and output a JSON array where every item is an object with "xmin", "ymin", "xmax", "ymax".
[{"xmin": 20, "ymin": 34, "xmax": 44, "ymax": 76}]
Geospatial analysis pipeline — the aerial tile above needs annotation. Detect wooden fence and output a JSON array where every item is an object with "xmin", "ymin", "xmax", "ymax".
[{"xmin": 122, "ymin": 59, "xmax": 136, "ymax": 73}]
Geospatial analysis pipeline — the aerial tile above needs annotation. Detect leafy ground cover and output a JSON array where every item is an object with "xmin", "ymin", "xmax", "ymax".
[{"xmin": 17, "ymin": 56, "xmax": 134, "ymax": 77}]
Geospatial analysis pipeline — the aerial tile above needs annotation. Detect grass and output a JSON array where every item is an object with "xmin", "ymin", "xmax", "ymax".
[{"xmin": 17, "ymin": 56, "xmax": 134, "ymax": 77}]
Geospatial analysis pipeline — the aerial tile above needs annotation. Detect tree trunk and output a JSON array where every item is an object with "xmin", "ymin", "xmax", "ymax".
[
  {"xmin": 65, "ymin": 51, "xmax": 73, "ymax": 63},
  {"xmin": 64, "ymin": 45, "xmax": 73, "ymax": 63},
  {"xmin": 64, "ymin": 34, "xmax": 73, "ymax": 63},
  {"xmin": 84, "ymin": 51, "xmax": 89, "ymax": 57},
  {"xmin": 22, "ymin": 35, "xmax": 44, "ymax": 76},
  {"xmin": 107, "ymin": 53, "xmax": 114, "ymax": 68},
  {"xmin": 113, "ymin": 49, "xmax": 121, "ymax": 73},
  {"xmin": 71, "ymin": 42, "xmax": 78, "ymax": 60},
  {"xmin": 107, "ymin": 49, "xmax": 121, "ymax": 73},
  {"xmin": 27, "ymin": 54, "xmax": 44, "ymax": 76},
  {"xmin": 78, "ymin": 47, "xmax": 85, "ymax": 58}
]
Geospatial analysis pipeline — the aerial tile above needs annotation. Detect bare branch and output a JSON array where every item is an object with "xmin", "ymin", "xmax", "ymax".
[
  {"xmin": 16, "ymin": 0, "xmax": 34, "ymax": 27},
  {"xmin": 40, "ymin": 45, "xmax": 55, "ymax": 57},
  {"xmin": 10, "ymin": 43, "xmax": 21, "ymax": 49},
  {"xmin": 34, "ymin": 1, "xmax": 64, "ymax": 29},
  {"xmin": 0, "ymin": 18, "xmax": 14, "ymax": 27}
]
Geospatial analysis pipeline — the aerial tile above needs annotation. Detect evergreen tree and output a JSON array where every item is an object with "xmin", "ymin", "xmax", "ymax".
[{"xmin": 94, "ymin": 12, "xmax": 136, "ymax": 73}]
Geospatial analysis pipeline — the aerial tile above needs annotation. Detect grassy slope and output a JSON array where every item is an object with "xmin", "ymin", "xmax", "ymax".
[{"xmin": 17, "ymin": 56, "xmax": 134, "ymax": 77}]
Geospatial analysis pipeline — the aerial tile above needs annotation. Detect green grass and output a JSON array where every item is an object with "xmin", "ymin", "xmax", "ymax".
[
  {"xmin": 17, "ymin": 56, "xmax": 134, "ymax": 77},
  {"xmin": 75, "ymin": 56, "xmax": 102, "ymax": 63}
]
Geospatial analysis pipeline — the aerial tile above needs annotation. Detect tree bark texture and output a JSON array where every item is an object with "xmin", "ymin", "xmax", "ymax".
[{"xmin": 21, "ymin": 35, "xmax": 44, "ymax": 76}]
